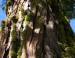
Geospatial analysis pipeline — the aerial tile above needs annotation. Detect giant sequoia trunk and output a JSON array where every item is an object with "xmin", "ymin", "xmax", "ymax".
[{"xmin": 0, "ymin": 0, "xmax": 75, "ymax": 58}]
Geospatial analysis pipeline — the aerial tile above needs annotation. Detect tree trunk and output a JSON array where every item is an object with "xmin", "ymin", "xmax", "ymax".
[{"xmin": 0, "ymin": 0, "xmax": 75, "ymax": 58}]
